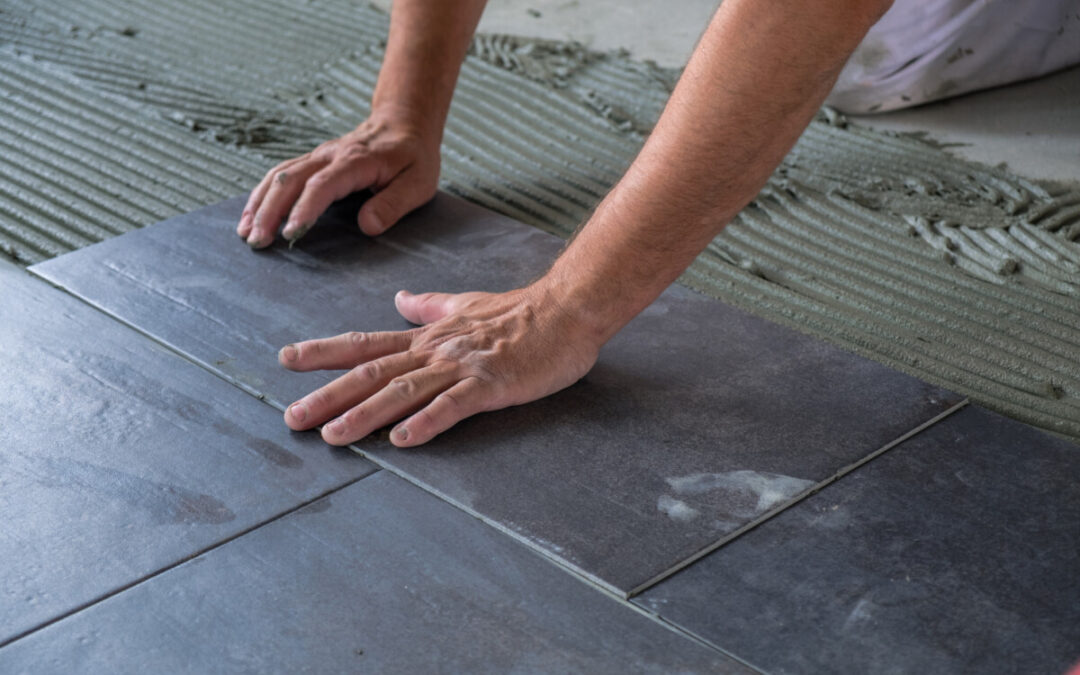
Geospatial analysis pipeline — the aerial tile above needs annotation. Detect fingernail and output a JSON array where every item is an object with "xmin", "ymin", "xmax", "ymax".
[
  {"xmin": 289, "ymin": 402, "xmax": 307, "ymax": 423},
  {"xmin": 285, "ymin": 221, "xmax": 313, "ymax": 249},
  {"xmin": 280, "ymin": 344, "xmax": 298, "ymax": 362},
  {"xmin": 394, "ymin": 426, "xmax": 409, "ymax": 442},
  {"xmin": 367, "ymin": 212, "xmax": 383, "ymax": 235},
  {"xmin": 247, "ymin": 234, "xmax": 270, "ymax": 250},
  {"xmin": 328, "ymin": 417, "xmax": 345, "ymax": 435}
]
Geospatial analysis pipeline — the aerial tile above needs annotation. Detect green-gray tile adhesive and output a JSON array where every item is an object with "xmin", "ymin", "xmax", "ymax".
[{"xmin": 1, "ymin": 0, "xmax": 1077, "ymax": 441}]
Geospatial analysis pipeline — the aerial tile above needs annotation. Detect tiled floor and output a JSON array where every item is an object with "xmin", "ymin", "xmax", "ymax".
[
  {"xmin": 6, "ymin": 195, "xmax": 1078, "ymax": 671},
  {"xmin": 0, "ymin": 262, "xmax": 375, "ymax": 646},
  {"xmin": 0, "ymin": 473, "xmax": 746, "ymax": 674},
  {"xmin": 33, "ymin": 193, "xmax": 963, "ymax": 596},
  {"xmin": 635, "ymin": 405, "xmax": 1080, "ymax": 674}
]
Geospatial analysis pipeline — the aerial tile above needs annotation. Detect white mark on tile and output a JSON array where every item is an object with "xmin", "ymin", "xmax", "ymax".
[
  {"xmin": 657, "ymin": 495, "xmax": 701, "ymax": 522},
  {"xmin": 665, "ymin": 470, "xmax": 816, "ymax": 520},
  {"xmin": 843, "ymin": 597, "xmax": 875, "ymax": 631}
]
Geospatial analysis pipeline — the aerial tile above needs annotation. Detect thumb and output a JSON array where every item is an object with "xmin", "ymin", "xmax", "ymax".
[
  {"xmin": 358, "ymin": 170, "xmax": 434, "ymax": 236},
  {"xmin": 395, "ymin": 290, "xmax": 459, "ymax": 325}
]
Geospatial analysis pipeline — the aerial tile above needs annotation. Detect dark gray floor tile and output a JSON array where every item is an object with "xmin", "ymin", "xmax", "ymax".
[
  {"xmin": 0, "ymin": 471, "xmax": 751, "ymax": 675},
  {"xmin": 0, "ymin": 264, "xmax": 375, "ymax": 645},
  {"xmin": 31, "ymin": 193, "xmax": 963, "ymax": 595},
  {"xmin": 635, "ymin": 405, "xmax": 1080, "ymax": 675}
]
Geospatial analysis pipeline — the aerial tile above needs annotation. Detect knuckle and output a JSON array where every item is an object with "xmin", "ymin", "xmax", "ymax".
[
  {"xmin": 356, "ymin": 362, "xmax": 380, "ymax": 382},
  {"xmin": 273, "ymin": 169, "xmax": 291, "ymax": 185},
  {"xmin": 341, "ymin": 144, "xmax": 371, "ymax": 163},
  {"xmin": 438, "ymin": 389, "xmax": 464, "ymax": 412},
  {"xmin": 347, "ymin": 331, "xmax": 366, "ymax": 348},
  {"xmin": 390, "ymin": 377, "xmax": 418, "ymax": 399}
]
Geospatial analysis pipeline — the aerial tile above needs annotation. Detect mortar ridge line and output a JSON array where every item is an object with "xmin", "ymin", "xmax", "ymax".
[{"xmin": 626, "ymin": 398, "xmax": 971, "ymax": 598}]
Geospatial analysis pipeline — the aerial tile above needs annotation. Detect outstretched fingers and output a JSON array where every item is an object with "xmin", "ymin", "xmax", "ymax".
[
  {"xmin": 279, "ymin": 330, "xmax": 413, "ymax": 372},
  {"xmin": 284, "ymin": 350, "xmax": 422, "ymax": 431},
  {"xmin": 321, "ymin": 361, "xmax": 461, "ymax": 446},
  {"xmin": 390, "ymin": 376, "xmax": 490, "ymax": 447}
]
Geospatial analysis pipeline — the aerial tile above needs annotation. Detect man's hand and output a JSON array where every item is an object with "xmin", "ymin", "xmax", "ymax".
[
  {"xmin": 279, "ymin": 284, "xmax": 601, "ymax": 447},
  {"xmin": 236, "ymin": 109, "xmax": 440, "ymax": 249}
]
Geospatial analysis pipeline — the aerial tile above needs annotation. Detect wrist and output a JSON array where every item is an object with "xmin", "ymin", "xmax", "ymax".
[
  {"xmin": 361, "ymin": 101, "xmax": 444, "ymax": 150},
  {"xmin": 530, "ymin": 259, "xmax": 650, "ymax": 348},
  {"xmin": 368, "ymin": 97, "xmax": 446, "ymax": 145}
]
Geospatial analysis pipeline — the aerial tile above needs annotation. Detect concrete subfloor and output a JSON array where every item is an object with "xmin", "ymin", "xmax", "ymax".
[{"xmin": 373, "ymin": 0, "xmax": 1079, "ymax": 185}]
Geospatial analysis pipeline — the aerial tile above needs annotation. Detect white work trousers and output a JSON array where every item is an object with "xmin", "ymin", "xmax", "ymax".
[{"xmin": 827, "ymin": 0, "xmax": 1080, "ymax": 113}]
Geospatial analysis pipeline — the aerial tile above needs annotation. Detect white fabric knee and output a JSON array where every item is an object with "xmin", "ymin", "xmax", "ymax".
[{"xmin": 827, "ymin": 0, "xmax": 1080, "ymax": 114}]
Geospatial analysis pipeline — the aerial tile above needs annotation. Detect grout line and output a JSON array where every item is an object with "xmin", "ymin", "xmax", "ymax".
[
  {"xmin": 28, "ymin": 265, "xmax": 295, "ymax": 412},
  {"xmin": 344, "ymin": 447, "xmax": 629, "ymax": 596},
  {"xmin": 354, "ymin": 448, "xmax": 766, "ymax": 671},
  {"xmin": 626, "ymin": 398, "xmax": 972, "ymax": 598},
  {"xmin": 0, "ymin": 472, "xmax": 378, "ymax": 651}
]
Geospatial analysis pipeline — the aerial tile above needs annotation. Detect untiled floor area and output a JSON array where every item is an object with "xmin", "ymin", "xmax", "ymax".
[{"xmin": 3, "ymin": 192, "xmax": 1077, "ymax": 673}]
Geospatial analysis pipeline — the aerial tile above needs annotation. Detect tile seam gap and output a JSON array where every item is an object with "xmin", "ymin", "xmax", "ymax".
[
  {"xmin": 349, "ymin": 449, "xmax": 627, "ymax": 595},
  {"xmin": 627, "ymin": 398, "xmax": 971, "ymax": 597},
  {"xmin": 25, "ymin": 267, "xmax": 296, "ymax": 414},
  {"xmin": 345, "ymin": 448, "xmax": 756, "ymax": 666},
  {"xmin": 648, "ymin": 613, "xmax": 769, "ymax": 675},
  {"xmin": 0, "ymin": 471, "xmax": 378, "ymax": 650}
]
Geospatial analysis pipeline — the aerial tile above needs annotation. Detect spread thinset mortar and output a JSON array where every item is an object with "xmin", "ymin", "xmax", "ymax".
[{"xmin": 2, "ymin": 0, "xmax": 1077, "ymax": 442}]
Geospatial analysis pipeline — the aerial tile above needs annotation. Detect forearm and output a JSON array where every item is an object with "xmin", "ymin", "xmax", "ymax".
[
  {"xmin": 546, "ymin": 0, "xmax": 891, "ymax": 342},
  {"xmin": 372, "ymin": 0, "xmax": 488, "ymax": 140}
]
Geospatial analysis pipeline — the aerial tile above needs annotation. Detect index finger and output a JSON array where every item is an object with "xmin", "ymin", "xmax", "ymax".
[
  {"xmin": 238, "ymin": 156, "xmax": 304, "ymax": 238},
  {"xmin": 280, "ymin": 330, "xmax": 414, "ymax": 372}
]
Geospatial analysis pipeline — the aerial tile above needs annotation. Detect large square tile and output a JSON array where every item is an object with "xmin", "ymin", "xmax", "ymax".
[
  {"xmin": 32, "ymin": 193, "xmax": 964, "ymax": 595},
  {"xmin": 636, "ymin": 405, "xmax": 1080, "ymax": 674},
  {"xmin": 0, "ymin": 264, "xmax": 375, "ymax": 645},
  {"xmin": 0, "ymin": 472, "xmax": 749, "ymax": 674}
]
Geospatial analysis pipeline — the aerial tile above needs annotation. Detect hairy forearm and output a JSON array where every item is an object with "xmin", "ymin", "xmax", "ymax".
[
  {"xmin": 372, "ymin": 0, "xmax": 488, "ymax": 139},
  {"xmin": 546, "ymin": 0, "xmax": 891, "ymax": 342}
]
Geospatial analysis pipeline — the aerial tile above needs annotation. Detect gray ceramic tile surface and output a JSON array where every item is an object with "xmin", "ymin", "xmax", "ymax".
[
  {"xmin": 0, "ymin": 263, "xmax": 375, "ymax": 645},
  {"xmin": 32, "ymin": 193, "xmax": 963, "ymax": 595},
  {"xmin": 636, "ymin": 405, "xmax": 1080, "ymax": 675},
  {"xmin": 0, "ymin": 471, "xmax": 752, "ymax": 675}
]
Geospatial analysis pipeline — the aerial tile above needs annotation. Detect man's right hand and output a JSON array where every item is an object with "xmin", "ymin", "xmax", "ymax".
[{"xmin": 236, "ymin": 106, "xmax": 441, "ymax": 249}]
